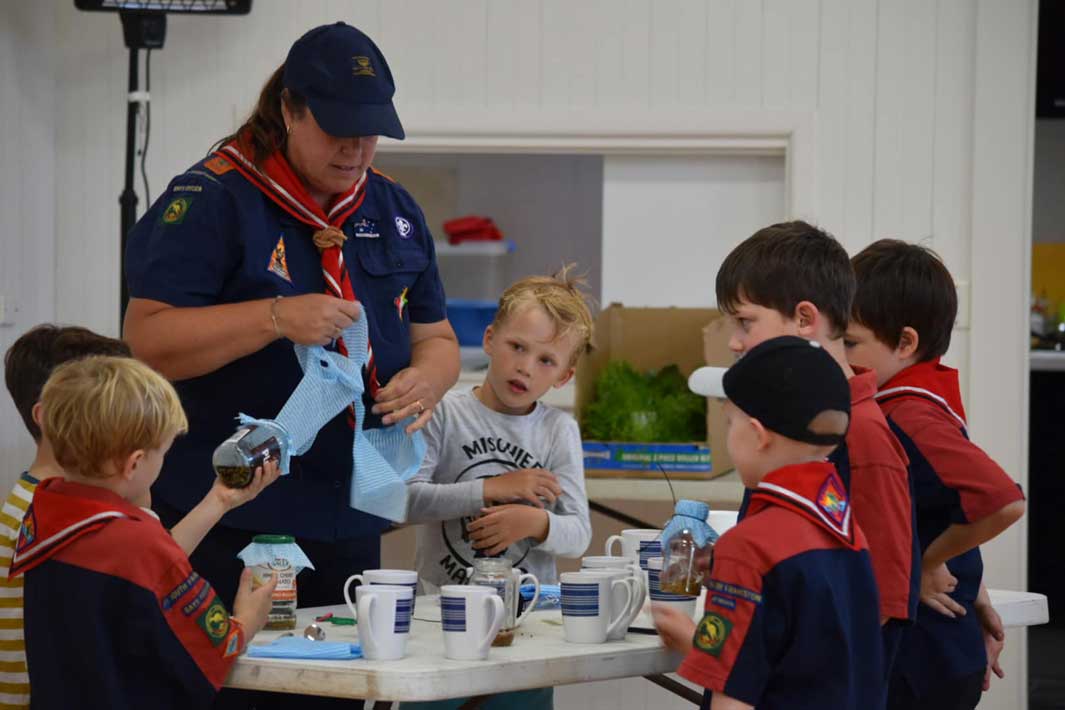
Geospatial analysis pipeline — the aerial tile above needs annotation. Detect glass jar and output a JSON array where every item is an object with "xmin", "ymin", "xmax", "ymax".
[
  {"xmin": 467, "ymin": 558, "xmax": 518, "ymax": 646},
  {"xmin": 659, "ymin": 500, "xmax": 714, "ymax": 596},
  {"xmin": 246, "ymin": 534, "xmax": 300, "ymax": 631},
  {"xmin": 212, "ymin": 421, "xmax": 289, "ymax": 488}
]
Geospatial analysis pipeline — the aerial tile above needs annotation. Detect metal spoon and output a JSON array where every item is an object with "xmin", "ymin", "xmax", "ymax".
[{"xmin": 277, "ymin": 623, "xmax": 326, "ymax": 641}]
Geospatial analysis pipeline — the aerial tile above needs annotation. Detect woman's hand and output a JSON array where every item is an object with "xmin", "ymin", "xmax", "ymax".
[
  {"xmin": 372, "ymin": 366, "xmax": 439, "ymax": 433},
  {"xmin": 274, "ymin": 294, "xmax": 361, "ymax": 346}
]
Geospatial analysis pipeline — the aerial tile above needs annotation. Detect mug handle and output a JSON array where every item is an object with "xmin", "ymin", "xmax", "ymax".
[
  {"xmin": 605, "ymin": 534, "xmax": 623, "ymax": 557},
  {"xmin": 621, "ymin": 577, "xmax": 642, "ymax": 627},
  {"xmin": 343, "ymin": 574, "xmax": 365, "ymax": 618},
  {"xmin": 606, "ymin": 578, "xmax": 634, "ymax": 639},
  {"xmin": 356, "ymin": 593, "xmax": 377, "ymax": 655},
  {"xmin": 478, "ymin": 594, "xmax": 506, "ymax": 656},
  {"xmin": 515, "ymin": 572, "xmax": 540, "ymax": 627}
]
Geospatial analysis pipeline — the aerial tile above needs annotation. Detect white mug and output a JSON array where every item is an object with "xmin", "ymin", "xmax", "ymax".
[
  {"xmin": 708, "ymin": 510, "xmax": 739, "ymax": 536},
  {"xmin": 345, "ymin": 569, "xmax": 418, "ymax": 612},
  {"xmin": 353, "ymin": 584, "xmax": 414, "ymax": 660},
  {"xmin": 586, "ymin": 568, "xmax": 640, "ymax": 641},
  {"xmin": 647, "ymin": 556, "xmax": 698, "ymax": 619},
  {"xmin": 581, "ymin": 556, "xmax": 646, "ymax": 633},
  {"xmin": 604, "ymin": 529, "xmax": 663, "ymax": 571},
  {"xmin": 560, "ymin": 571, "xmax": 634, "ymax": 644},
  {"xmin": 440, "ymin": 585, "xmax": 506, "ymax": 661}
]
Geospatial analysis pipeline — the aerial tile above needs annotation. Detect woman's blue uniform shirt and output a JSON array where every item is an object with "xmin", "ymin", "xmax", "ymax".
[{"xmin": 125, "ymin": 157, "xmax": 446, "ymax": 541}]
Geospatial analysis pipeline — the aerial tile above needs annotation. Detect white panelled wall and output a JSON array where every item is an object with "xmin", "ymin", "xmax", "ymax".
[{"xmin": 0, "ymin": 1, "xmax": 1037, "ymax": 708}]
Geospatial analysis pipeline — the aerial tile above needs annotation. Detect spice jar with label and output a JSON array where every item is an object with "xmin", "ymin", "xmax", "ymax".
[{"xmin": 237, "ymin": 535, "xmax": 314, "ymax": 630}]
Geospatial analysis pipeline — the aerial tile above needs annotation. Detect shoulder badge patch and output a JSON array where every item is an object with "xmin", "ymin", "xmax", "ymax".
[
  {"xmin": 693, "ymin": 612, "xmax": 733, "ymax": 657},
  {"xmin": 16, "ymin": 505, "xmax": 36, "ymax": 551},
  {"xmin": 204, "ymin": 155, "xmax": 234, "ymax": 175},
  {"xmin": 196, "ymin": 597, "xmax": 230, "ymax": 646},
  {"xmin": 267, "ymin": 235, "xmax": 292, "ymax": 283},
  {"xmin": 817, "ymin": 475, "xmax": 848, "ymax": 526},
  {"xmin": 161, "ymin": 197, "xmax": 192, "ymax": 225},
  {"xmin": 222, "ymin": 628, "xmax": 243, "ymax": 658}
]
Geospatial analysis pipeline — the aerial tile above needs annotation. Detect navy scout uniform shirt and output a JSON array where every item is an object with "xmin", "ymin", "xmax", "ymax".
[
  {"xmin": 125, "ymin": 157, "xmax": 446, "ymax": 541},
  {"xmin": 680, "ymin": 462, "xmax": 885, "ymax": 709}
]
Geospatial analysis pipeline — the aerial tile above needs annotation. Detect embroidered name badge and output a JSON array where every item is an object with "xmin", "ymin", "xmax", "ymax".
[
  {"xmin": 354, "ymin": 218, "xmax": 380, "ymax": 239},
  {"xmin": 268, "ymin": 235, "xmax": 292, "ymax": 283},
  {"xmin": 394, "ymin": 216, "xmax": 413, "ymax": 239},
  {"xmin": 693, "ymin": 612, "xmax": 733, "ymax": 657},
  {"xmin": 181, "ymin": 582, "xmax": 212, "ymax": 617},
  {"xmin": 817, "ymin": 475, "xmax": 848, "ymax": 526},
  {"xmin": 161, "ymin": 197, "xmax": 192, "ymax": 225},
  {"xmin": 394, "ymin": 287, "xmax": 409, "ymax": 320},
  {"xmin": 162, "ymin": 571, "xmax": 202, "ymax": 611},
  {"xmin": 705, "ymin": 579, "xmax": 763, "ymax": 605},
  {"xmin": 710, "ymin": 594, "xmax": 737, "ymax": 611},
  {"xmin": 196, "ymin": 598, "xmax": 230, "ymax": 647}
]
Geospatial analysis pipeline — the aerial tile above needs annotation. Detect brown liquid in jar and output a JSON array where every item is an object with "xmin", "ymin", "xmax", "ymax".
[{"xmin": 659, "ymin": 576, "xmax": 704, "ymax": 596}]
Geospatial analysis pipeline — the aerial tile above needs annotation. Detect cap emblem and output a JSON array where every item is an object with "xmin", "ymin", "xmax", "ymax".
[{"xmin": 353, "ymin": 55, "xmax": 376, "ymax": 77}]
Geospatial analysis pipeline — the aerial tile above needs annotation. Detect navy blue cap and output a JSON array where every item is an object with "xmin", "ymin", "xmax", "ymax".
[
  {"xmin": 688, "ymin": 336, "xmax": 851, "ymax": 446},
  {"xmin": 283, "ymin": 22, "xmax": 405, "ymax": 140}
]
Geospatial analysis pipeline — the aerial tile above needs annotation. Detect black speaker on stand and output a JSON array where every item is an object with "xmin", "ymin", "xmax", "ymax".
[{"xmin": 73, "ymin": 0, "xmax": 252, "ymax": 326}]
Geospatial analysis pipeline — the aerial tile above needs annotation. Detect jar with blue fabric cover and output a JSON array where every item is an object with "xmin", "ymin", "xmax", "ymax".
[{"xmin": 659, "ymin": 499, "xmax": 718, "ymax": 596}]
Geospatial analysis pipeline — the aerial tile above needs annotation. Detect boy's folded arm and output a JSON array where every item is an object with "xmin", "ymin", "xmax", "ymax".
[
  {"xmin": 534, "ymin": 419, "xmax": 591, "ymax": 557},
  {"xmin": 901, "ymin": 403, "xmax": 1026, "ymax": 522},
  {"xmin": 921, "ymin": 499, "xmax": 1026, "ymax": 571},
  {"xmin": 405, "ymin": 479, "xmax": 486, "ymax": 523}
]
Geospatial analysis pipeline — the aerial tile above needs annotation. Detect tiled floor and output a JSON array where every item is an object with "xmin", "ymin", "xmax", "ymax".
[{"xmin": 1030, "ymin": 625, "xmax": 1065, "ymax": 709}]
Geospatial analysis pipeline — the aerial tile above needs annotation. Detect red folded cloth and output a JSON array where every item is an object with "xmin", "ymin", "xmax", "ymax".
[{"xmin": 443, "ymin": 215, "xmax": 504, "ymax": 244}]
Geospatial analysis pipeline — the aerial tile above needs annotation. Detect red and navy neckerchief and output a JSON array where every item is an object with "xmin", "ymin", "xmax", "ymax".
[
  {"xmin": 215, "ymin": 134, "xmax": 381, "ymax": 409},
  {"xmin": 874, "ymin": 358, "xmax": 967, "ymax": 433},
  {"xmin": 747, "ymin": 461, "xmax": 859, "ymax": 549}
]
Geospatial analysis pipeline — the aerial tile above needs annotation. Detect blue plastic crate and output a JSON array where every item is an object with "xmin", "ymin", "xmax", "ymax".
[{"xmin": 446, "ymin": 299, "xmax": 498, "ymax": 346}]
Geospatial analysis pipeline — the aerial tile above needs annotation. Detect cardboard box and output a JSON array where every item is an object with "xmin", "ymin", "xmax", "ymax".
[{"xmin": 575, "ymin": 304, "xmax": 734, "ymax": 479}]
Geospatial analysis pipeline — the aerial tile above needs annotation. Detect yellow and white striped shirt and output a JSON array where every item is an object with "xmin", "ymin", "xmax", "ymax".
[{"xmin": 0, "ymin": 473, "xmax": 38, "ymax": 710}]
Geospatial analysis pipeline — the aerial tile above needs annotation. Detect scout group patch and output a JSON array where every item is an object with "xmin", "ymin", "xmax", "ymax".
[
  {"xmin": 161, "ymin": 197, "xmax": 192, "ymax": 225},
  {"xmin": 694, "ymin": 612, "xmax": 733, "ymax": 657},
  {"xmin": 196, "ymin": 598, "xmax": 230, "ymax": 646},
  {"xmin": 268, "ymin": 235, "xmax": 292, "ymax": 283},
  {"xmin": 817, "ymin": 475, "xmax": 848, "ymax": 526}
]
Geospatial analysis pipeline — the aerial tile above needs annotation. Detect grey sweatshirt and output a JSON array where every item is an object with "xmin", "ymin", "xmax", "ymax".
[{"xmin": 406, "ymin": 388, "xmax": 591, "ymax": 591}]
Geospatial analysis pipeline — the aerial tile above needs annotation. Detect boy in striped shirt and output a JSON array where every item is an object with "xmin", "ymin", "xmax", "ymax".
[{"xmin": 1, "ymin": 325, "xmax": 132, "ymax": 709}]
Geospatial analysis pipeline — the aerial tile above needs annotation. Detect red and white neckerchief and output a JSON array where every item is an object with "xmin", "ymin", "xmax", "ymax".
[
  {"xmin": 874, "ymin": 358, "xmax": 967, "ymax": 433},
  {"xmin": 215, "ymin": 136, "xmax": 381, "ymax": 405},
  {"xmin": 747, "ymin": 461, "xmax": 859, "ymax": 549}
]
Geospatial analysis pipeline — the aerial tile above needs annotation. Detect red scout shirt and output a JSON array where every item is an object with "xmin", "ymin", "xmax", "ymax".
[
  {"xmin": 842, "ymin": 367, "xmax": 917, "ymax": 622},
  {"xmin": 875, "ymin": 359, "xmax": 1025, "ymax": 692},
  {"xmin": 10, "ymin": 479, "xmax": 245, "ymax": 709},
  {"xmin": 679, "ymin": 462, "xmax": 884, "ymax": 709}
]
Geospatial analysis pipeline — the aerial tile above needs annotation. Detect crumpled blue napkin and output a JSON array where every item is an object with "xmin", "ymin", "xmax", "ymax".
[
  {"xmin": 522, "ymin": 583, "xmax": 560, "ymax": 609},
  {"xmin": 238, "ymin": 309, "xmax": 426, "ymax": 522},
  {"xmin": 246, "ymin": 637, "xmax": 362, "ymax": 660}
]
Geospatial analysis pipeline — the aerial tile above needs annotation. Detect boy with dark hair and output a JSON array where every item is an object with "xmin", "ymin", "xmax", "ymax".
[
  {"xmin": 713, "ymin": 221, "xmax": 917, "ymax": 674},
  {"xmin": 0, "ymin": 325, "xmax": 132, "ymax": 709},
  {"xmin": 846, "ymin": 239, "xmax": 1025, "ymax": 710},
  {"xmin": 656, "ymin": 336, "xmax": 884, "ymax": 709}
]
